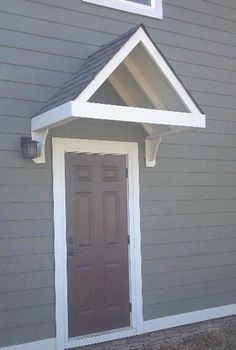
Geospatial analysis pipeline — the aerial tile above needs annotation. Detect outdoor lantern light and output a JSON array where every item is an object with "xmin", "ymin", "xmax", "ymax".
[{"xmin": 21, "ymin": 137, "xmax": 38, "ymax": 159}]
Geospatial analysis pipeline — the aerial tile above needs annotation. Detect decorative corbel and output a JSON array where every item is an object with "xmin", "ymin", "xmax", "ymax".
[
  {"xmin": 145, "ymin": 137, "xmax": 162, "ymax": 167},
  {"xmin": 31, "ymin": 129, "xmax": 48, "ymax": 164}
]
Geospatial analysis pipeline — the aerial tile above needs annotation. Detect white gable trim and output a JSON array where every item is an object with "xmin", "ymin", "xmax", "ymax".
[
  {"xmin": 31, "ymin": 26, "xmax": 205, "ymax": 165},
  {"xmin": 76, "ymin": 27, "xmax": 202, "ymax": 115}
]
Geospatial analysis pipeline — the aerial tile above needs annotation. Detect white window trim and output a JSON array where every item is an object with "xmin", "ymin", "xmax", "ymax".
[
  {"xmin": 52, "ymin": 138, "xmax": 143, "ymax": 350},
  {"xmin": 82, "ymin": 0, "xmax": 163, "ymax": 19}
]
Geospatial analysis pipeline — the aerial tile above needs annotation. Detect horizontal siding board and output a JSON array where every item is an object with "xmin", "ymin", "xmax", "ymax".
[
  {"xmin": 140, "ymin": 172, "xmax": 236, "ymax": 187},
  {"xmin": 190, "ymin": 91, "xmax": 236, "ymax": 109},
  {"xmin": 0, "ymin": 29, "xmax": 96, "ymax": 60},
  {"xmin": 144, "ymin": 291, "xmax": 236, "ymax": 320},
  {"xmin": 0, "ymin": 270, "xmax": 54, "ymax": 293},
  {"xmin": 166, "ymin": 0, "xmax": 236, "ymax": 21},
  {"xmin": 0, "ymin": 304, "xmax": 54, "ymax": 330},
  {"xmin": 0, "ymin": 254, "xmax": 54, "ymax": 274},
  {"xmin": 203, "ymin": 0, "xmax": 236, "ymax": 9},
  {"xmin": 0, "ymin": 185, "xmax": 52, "ymax": 203},
  {"xmin": 0, "ymin": 237, "xmax": 53, "ymax": 257},
  {"xmin": 141, "ymin": 158, "xmax": 236, "ymax": 174},
  {"xmin": 0, "ymin": 12, "xmax": 115, "ymax": 48},
  {"xmin": 163, "ymin": 132, "xmax": 236, "ymax": 147},
  {"xmin": 143, "ymin": 265, "xmax": 236, "ymax": 290},
  {"xmin": 171, "ymin": 61, "xmax": 236, "ymax": 86},
  {"xmin": 207, "ymin": 119, "xmax": 236, "ymax": 134},
  {"xmin": 142, "ymin": 251, "xmax": 236, "ymax": 275},
  {"xmin": 0, "ymin": 116, "xmax": 29, "ymax": 134},
  {"xmin": 161, "ymin": 44, "xmax": 236, "ymax": 71},
  {"xmin": 0, "ymin": 150, "xmax": 47, "ymax": 168},
  {"xmin": 141, "ymin": 225, "xmax": 236, "ymax": 244},
  {"xmin": 144, "ymin": 278, "xmax": 236, "ymax": 305},
  {"xmin": 197, "ymin": 106, "xmax": 236, "ymax": 122},
  {"xmin": 180, "ymin": 76, "xmax": 236, "ymax": 97},
  {"xmin": 0, "ymin": 202, "xmax": 52, "ymax": 220},
  {"xmin": 0, "ymin": 98, "xmax": 42, "ymax": 118},
  {"xmin": 0, "ymin": 219, "xmax": 53, "ymax": 239},
  {"xmin": 0, "ymin": 81, "xmax": 58, "ymax": 102},
  {"xmin": 141, "ymin": 213, "xmax": 236, "ymax": 230},
  {"xmin": 0, "ymin": 322, "xmax": 55, "ymax": 348},
  {"xmin": 166, "ymin": 5, "xmax": 236, "ymax": 33},
  {"xmin": 142, "ymin": 238, "xmax": 236, "ymax": 260},
  {"xmin": 0, "ymin": 168, "xmax": 52, "ymax": 185},
  {"xmin": 140, "ymin": 199, "xmax": 236, "ymax": 216},
  {"xmin": 0, "ymin": 287, "xmax": 54, "ymax": 311},
  {"xmin": 0, "ymin": 62, "xmax": 70, "ymax": 87},
  {"xmin": 141, "ymin": 186, "xmax": 236, "ymax": 201},
  {"xmin": 156, "ymin": 144, "xmax": 236, "ymax": 161},
  {"xmin": 0, "ymin": 45, "xmax": 83, "ymax": 74}
]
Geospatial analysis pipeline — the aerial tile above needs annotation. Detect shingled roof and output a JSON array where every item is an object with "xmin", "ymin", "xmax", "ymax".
[{"xmin": 38, "ymin": 25, "xmax": 141, "ymax": 115}]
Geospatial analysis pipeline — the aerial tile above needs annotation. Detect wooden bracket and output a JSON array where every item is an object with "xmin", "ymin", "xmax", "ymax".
[
  {"xmin": 32, "ymin": 129, "xmax": 48, "ymax": 163},
  {"xmin": 145, "ymin": 137, "xmax": 162, "ymax": 167}
]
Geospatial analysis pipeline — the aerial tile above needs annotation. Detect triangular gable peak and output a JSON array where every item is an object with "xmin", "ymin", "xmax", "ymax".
[{"xmin": 31, "ymin": 25, "xmax": 205, "ymax": 166}]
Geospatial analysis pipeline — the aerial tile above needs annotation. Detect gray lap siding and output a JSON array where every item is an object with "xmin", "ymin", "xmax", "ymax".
[{"xmin": 1, "ymin": 0, "xmax": 236, "ymax": 347}]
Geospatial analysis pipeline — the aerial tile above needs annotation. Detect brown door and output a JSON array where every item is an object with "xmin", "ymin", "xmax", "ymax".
[{"xmin": 65, "ymin": 153, "xmax": 130, "ymax": 338}]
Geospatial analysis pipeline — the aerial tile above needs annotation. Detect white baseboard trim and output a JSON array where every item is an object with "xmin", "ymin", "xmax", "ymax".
[
  {"xmin": 1, "ymin": 304, "xmax": 236, "ymax": 350},
  {"xmin": 0, "ymin": 338, "xmax": 56, "ymax": 350},
  {"xmin": 143, "ymin": 303, "xmax": 236, "ymax": 333}
]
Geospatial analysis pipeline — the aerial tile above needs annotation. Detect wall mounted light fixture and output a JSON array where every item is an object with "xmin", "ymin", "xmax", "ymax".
[{"xmin": 21, "ymin": 137, "xmax": 38, "ymax": 159}]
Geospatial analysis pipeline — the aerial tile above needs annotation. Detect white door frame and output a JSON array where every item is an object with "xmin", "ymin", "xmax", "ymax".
[{"xmin": 52, "ymin": 138, "xmax": 143, "ymax": 350}]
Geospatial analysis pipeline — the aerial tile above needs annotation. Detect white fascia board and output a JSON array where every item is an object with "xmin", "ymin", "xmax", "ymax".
[
  {"xmin": 31, "ymin": 102, "xmax": 73, "ymax": 132},
  {"xmin": 72, "ymin": 102, "xmax": 206, "ymax": 128},
  {"xmin": 31, "ymin": 100, "xmax": 205, "ymax": 133}
]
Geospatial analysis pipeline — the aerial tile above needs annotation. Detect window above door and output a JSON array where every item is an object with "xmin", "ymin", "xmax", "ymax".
[{"xmin": 82, "ymin": 0, "xmax": 163, "ymax": 19}]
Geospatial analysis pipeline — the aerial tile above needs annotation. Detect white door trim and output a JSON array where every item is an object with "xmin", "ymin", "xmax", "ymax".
[{"xmin": 52, "ymin": 138, "xmax": 143, "ymax": 350}]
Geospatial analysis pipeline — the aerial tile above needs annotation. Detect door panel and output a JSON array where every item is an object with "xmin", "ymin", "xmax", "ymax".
[{"xmin": 65, "ymin": 153, "xmax": 130, "ymax": 338}]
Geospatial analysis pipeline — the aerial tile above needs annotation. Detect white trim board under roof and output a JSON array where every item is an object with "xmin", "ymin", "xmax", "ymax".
[{"xmin": 31, "ymin": 25, "xmax": 205, "ymax": 166}]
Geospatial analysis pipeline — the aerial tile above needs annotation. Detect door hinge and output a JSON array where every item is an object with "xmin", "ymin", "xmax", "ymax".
[
  {"xmin": 129, "ymin": 302, "xmax": 132, "ymax": 313},
  {"xmin": 127, "ymin": 235, "xmax": 130, "ymax": 245},
  {"xmin": 126, "ymin": 168, "xmax": 128, "ymax": 178}
]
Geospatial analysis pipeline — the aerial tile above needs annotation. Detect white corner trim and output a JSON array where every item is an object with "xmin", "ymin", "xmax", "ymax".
[
  {"xmin": 0, "ymin": 338, "xmax": 56, "ymax": 350},
  {"xmin": 143, "ymin": 304, "xmax": 236, "ymax": 334},
  {"xmin": 52, "ymin": 138, "xmax": 143, "ymax": 350},
  {"xmin": 82, "ymin": 0, "xmax": 163, "ymax": 19}
]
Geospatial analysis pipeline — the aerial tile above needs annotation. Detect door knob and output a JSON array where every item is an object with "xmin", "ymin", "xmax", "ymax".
[{"xmin": 67, "ymin": 237, "xmax": 74, "ymax": 244}]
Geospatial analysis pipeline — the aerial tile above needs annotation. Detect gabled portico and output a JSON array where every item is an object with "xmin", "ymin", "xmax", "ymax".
[{"xmin": 31, "ymin": 25, "xmax": 205, "ymax": 166}]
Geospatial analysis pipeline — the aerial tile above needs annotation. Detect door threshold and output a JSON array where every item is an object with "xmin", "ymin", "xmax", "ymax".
[{"xmin": 66, "ymin": 327, "xmax": 137, "ymax": 349}]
